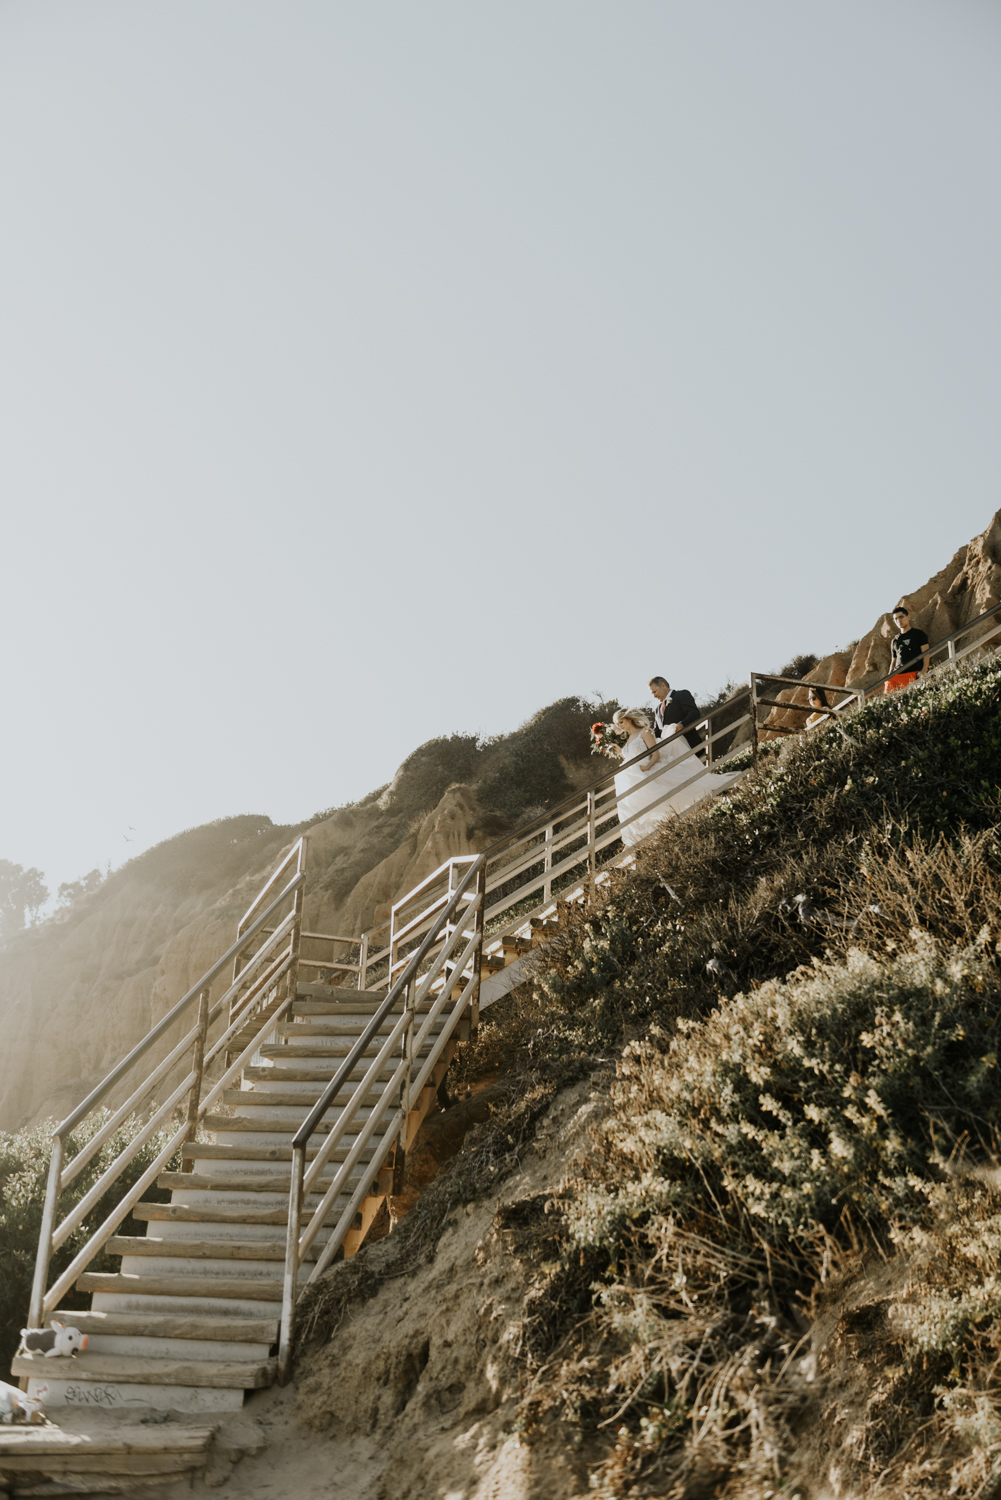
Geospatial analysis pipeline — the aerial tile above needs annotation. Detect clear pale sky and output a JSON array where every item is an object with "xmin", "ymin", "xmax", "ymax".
[{"xmin": 1, "ymin": 1, "xmax": 999, "ymax": 903}]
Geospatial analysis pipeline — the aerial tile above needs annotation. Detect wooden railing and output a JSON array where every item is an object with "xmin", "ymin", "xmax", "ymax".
[{"xmin": 26, "ymin": 838, "xmax": 309, "ymax": 1328}]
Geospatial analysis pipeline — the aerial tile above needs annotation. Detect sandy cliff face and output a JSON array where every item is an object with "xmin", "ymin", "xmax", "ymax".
[
  {"xmin": 1, "ymin": 693, "xmax": 607, "ymax": 1132},
  {"xmin": 764, "ymin": 508, "xmax": 1001, "ymax": 734},
  {"xmin": 0, "ymin": 786, "xmax": 504, "ymax": 1132}
]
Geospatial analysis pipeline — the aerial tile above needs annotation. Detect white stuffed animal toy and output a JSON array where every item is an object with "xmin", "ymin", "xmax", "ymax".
[
  {"xmin": 18, "ymin": 1321, "xmax": 88, "ymax": 1357},
  {"xmin": 0, "ymin": 1380, "xmax": 45, "ymax": 1425}
]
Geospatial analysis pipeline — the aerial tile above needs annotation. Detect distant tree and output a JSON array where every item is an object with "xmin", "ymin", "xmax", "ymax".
[
  {"xmin": 56, "ymin": 868, "xmax": 104, "ymax": 908},
  {"xmin": 775, "ymin": 652, "xmax": 820, "ymax": 680},
  {"xmin": 0, "ymin": 861, "xmax": 49, "ymax": 938}
]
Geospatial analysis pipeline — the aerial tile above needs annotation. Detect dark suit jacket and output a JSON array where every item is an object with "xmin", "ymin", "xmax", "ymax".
[{"xmin": 654, "ymin": 688, "xmax": 702, "ymax": 750}]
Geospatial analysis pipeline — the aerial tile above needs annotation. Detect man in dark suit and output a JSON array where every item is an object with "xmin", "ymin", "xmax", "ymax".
[{"xmin": 649, "ymin": 676, "xmax": 702, "ymax": 751}]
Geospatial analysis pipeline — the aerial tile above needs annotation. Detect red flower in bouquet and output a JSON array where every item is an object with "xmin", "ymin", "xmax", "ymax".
[{"xmin": 589, "ymin": 721, "xmax": 629, "ymax": 759}]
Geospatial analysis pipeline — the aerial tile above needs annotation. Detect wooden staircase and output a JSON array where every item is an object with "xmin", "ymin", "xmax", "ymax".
[
  {"xmin": 11, "ymin": 605, "xmax": 1000, "ymax": 1497},
  {"xmin": 14, "ymin": 699, "xmax": 759, "ymax": 1487},
  {"xmin": 13, "ymin": 981, "xmax": 455, "ymax": 1416}
]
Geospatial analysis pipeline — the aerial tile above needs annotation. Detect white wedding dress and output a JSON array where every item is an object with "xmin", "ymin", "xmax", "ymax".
[{"xmin": 614, "ymin": 730, "xmax": 743, "ymax": 848}]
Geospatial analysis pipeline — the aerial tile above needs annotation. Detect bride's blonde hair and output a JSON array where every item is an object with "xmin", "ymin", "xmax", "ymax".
[{"xmin": 613, "ymin": 707, "xmax": 654, "ymax": 732}]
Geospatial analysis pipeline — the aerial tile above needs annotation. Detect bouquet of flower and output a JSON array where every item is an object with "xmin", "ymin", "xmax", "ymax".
[{"xmin": 590, "ymin": 721, "xmax": 628, "ymax": 759}]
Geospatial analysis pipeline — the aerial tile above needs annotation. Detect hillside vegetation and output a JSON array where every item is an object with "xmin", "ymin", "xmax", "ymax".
[
  {"xmin": 475, "ymin": 653, "xmax": 1001, "ymax": 1496},
  {"xmin": 296, "ymin": 652, "xmax": 1001, "ymax": 1498},
  {"xmin": 3, "ymin": 513, "xmax": 1001, "ymax": 1495}
]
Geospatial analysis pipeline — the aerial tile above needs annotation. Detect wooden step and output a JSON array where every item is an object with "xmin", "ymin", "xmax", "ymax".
[
  {"xmin": 258, "ymin": 1040, "xmax": 437, "ymax": 1060},
  {"xmin": 0, "ymin": 1426, "xmax": 217, "ymax": 1479},
  {"xmin": 134, "ymin": 1204, "xmax": 298, "ymax": 1226},
  {"xmin": 293, "ymin": 999, "xmax": 436, "ymax": 1017},
  {"xmin": 12, "ymin": 1350, "xmax": 276, "ymax": 1389},
  {"xmin": 201, "ymin": 1112, "xmax": 392, "ymax": 1137},
  {"xmin": 182, "ymin": 1142, "xmax": 335, "ymax": 1163},
  {"xmin": 158, "ymin": 1170, "xmax": 356, "ymax": 1193},
  {"xmin": 106, "ymin": 1234, "xmax": 325, "ymax": 1264},
  {"xmin": 0, "ymin": 1450, "xmax": 205, "ymax": 1477},
  {"xmin": 275, "ymin": 1018, "xmax": 447, "ymax": 1038},
  {"xmin": 134, "ymin": 1192, "xmax": 380, "ymax": 1226},
  {"xmin": 297, "ymin": 983, "xmax": 388, "ymax": 1000},
  {"xmin": 51, "ymin": 1310, "xmax": 278, "ymax": 1342},
  {"xmin": 76, "ymin": 1272, "xmax": 283, "ymax": 1302},
  {"xmin": 242, "ymin": 1064, "xmax": 397, "ymax": 1084},
  {"xmin": 220, "ymin": 1086, "xmax": 383, "ymax": 1109},
  {"xmin": 0, "ymin": 1427, "xmax": 217, "ymax": 1458}
]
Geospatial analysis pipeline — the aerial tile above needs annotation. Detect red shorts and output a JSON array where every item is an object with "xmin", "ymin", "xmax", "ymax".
[{"xmin": 884, "ymin": 672, "xmax": 918, "ymax": 694}]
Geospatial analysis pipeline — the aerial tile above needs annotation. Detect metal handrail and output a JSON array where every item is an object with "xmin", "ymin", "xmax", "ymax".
[
  {"xmin": 835, "ymin": 597, "xmax": 1001, "ymax": 701},
  {"xmin": 274, "ymin": 726, "xmax": 744, "ymax": 1379},
  {"xmin": 477, "ymin": 690, "xmax": 751, "ymax": 863},
  {"xmin": 301, "ymin": 702, "xmax": 753, "ymax": 999},
  {"xmin": 27, "ymin": 837, "xmax": 309, "ymax": 1328},
  {"xmin": 276, "ymin": 854, "xmax": 486, "ymax": 1381},
  {"xmin": 55, "ymin": 870, "xmax": 305, "ymax": 1139},
  {"xmin": 752, "ymin": 598, "xmax": 1001, "ymax": 746}
]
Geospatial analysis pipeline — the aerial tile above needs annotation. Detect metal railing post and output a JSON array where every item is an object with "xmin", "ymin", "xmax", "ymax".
[
  {"xmin": 285, "ymin": 837, "xmax": 308, "ymax": 1006},
  {"xmin": 182, "ymin": 988, "xmax": 211, "ymax": 1169},
  {"xmin": 750, "ymin": 675, "xmax": 759, "ymax": 763},
  {"xmin": 398, "ymin": 975, "xmax": 415, "ymax": 1163},
  {"xmin": 471, "ymin": 859, "xmax": 486, "ymax": 1036},
  {"xmin": 358, "ymin": 933, "xmax": 369, "ymax": 992},
  {"xmin": 278, "ymin": 1144, "xmax": 306, "ymax": 1385},
  {"xmin": 27, "ymin": 1139, "xmax": 64, "ymax": 1333}
]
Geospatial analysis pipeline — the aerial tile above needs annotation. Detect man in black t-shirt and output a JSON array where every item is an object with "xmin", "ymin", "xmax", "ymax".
[{"xmin": 885, "ymin": 605, "xmax": 930, "ymax": 693}]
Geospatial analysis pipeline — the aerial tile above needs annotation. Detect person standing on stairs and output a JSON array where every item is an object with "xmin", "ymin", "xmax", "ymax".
[
  {"xmin": 885, "ymin": 604, "xmax": 930, "ymax": 693},
  {"xmin": 612, "ymin": 708, "xmax": 665, "ymax": 847},
  {"xmin": 649, "ymin": 676, "xmax": 703, "ymax": 752}
]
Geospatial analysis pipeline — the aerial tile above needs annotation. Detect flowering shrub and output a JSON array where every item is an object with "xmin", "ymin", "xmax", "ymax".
[{"xmin": 569, "ymin": 934, "xmax": 1001, "ymax": 1252}]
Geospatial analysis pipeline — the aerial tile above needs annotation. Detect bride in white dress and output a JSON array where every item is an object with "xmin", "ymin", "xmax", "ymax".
[
  {"xmin": 612, "ymin": 707, "xmax": 670, "ymax": 848},
  {"xmin": 612, "ymin": 707, "xmax": 743, "ymax": 848}
]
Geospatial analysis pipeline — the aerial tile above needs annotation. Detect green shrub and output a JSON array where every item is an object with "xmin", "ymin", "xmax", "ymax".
[{"xmin": 377, "ymin": 734, "xmax": 484, "ymax": 819}]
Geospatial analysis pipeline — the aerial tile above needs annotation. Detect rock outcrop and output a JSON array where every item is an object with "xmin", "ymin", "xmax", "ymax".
[{"xmin": 763, "ymin": 509, "xmax": 1001, "ymax": 735}]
